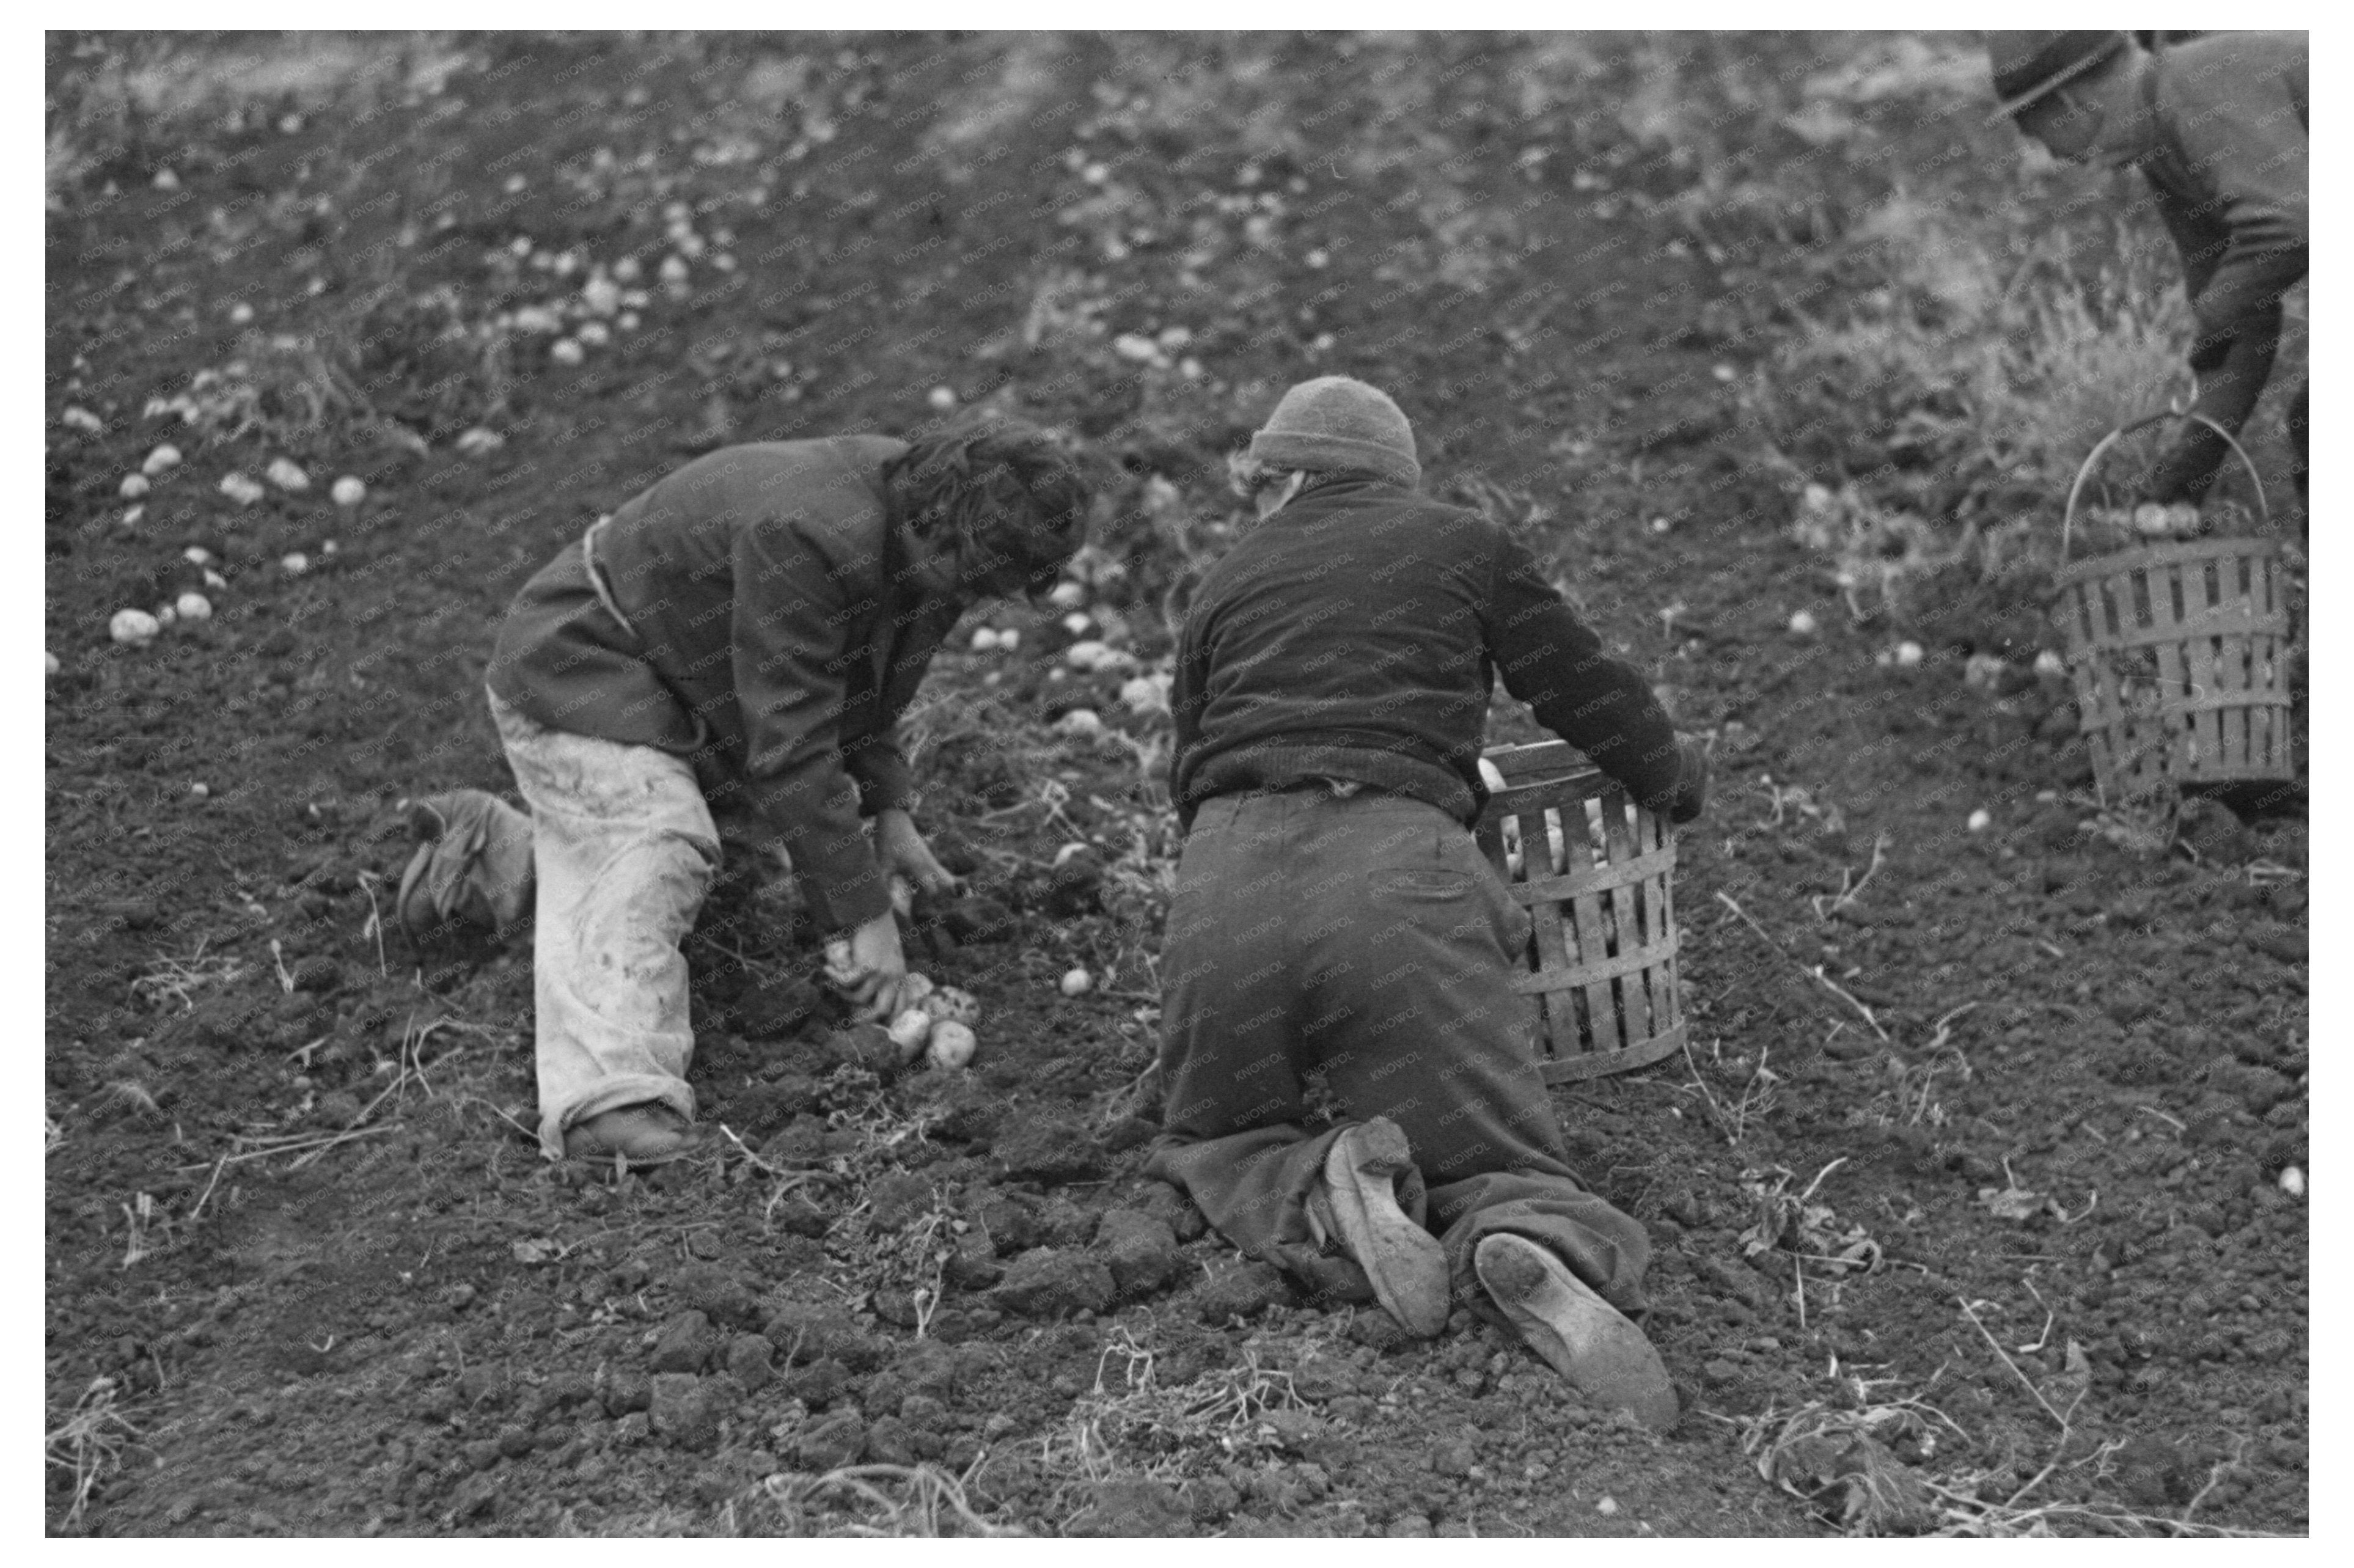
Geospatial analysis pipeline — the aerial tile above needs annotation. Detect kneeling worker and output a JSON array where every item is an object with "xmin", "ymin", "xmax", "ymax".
[{"xmin": 1150, "ymin": 377, "xmax": 1709, "ymax": 1427}]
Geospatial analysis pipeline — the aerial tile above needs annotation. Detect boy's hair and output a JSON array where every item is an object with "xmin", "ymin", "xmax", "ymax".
[{"xmin": 886, "ymin": 416, "xmax": 1098, "ymax": 593}]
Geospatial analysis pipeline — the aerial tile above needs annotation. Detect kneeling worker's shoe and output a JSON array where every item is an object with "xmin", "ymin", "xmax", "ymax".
[
  {"xmin": 1310, "ymin": 1116, "xmax": 1450, "ymax": 1338},
  {"xmin": 563, "ymin": 1102, "xmax": 706, "ymax": 1167},
  {"xmin": 1475, "ymin": 1233, "xmax": 1679, "ymax": 1430},
  {"xmin": 397, "ymin": 789, "xmax": 535, "ymax": 946}
]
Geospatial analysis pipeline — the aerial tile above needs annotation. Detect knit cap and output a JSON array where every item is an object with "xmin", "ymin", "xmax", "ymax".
[{"xmin": 1247, "ymin": 376, "xmax": 1421, "ymax": 489}]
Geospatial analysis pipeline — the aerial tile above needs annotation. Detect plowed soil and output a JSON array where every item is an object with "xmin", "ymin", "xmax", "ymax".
[{"xmin": 45, "ymin": 32, "xmax": 2306, "ymax": 1537}]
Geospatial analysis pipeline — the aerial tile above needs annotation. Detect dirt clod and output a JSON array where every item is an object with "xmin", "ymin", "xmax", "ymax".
[
  {"xmin": 725, "ymin": 1335, "xmax": 774, "ymax": 1392},
  {"xmin": 760, "ymin": 1300, "xmax": 875, "ymax": 1368},
  {"xmin": 1069, "ymin": 1476, "xmax": 1191, "ymax": 1536},
  {"xmin": 793, "ymin": 1410, "xmax": 867, "ymax": 1471},
  {"xmin": 1290, "ymin": 1357, "xmax": 1354, "ymax": 1403},
  {"xmin": 535, "ymin": 1372, "xmax": 596, "ymax": 1417},
  {"xmin": 991, "ymin": 1247, "xmax": 1116, "ymax": 1318},
  {"xmin": 868, "ymin": 1170, "xmax": 940, "ymax": 1230},
  {"xmin": 648, "ymin": 1372, "xmax": 724, "ymax": 1449},
  {"xmin": 2112, "ymin": 1432, "xmax": 2194, "ymax": 1508},
  {"xmin": 1036, "ymin": 1194, "xmax": 1100, "ymax": 1247},
  {"xmin": 824, "ymin": 1024, "xmax": 902, "ymax": 1079},
  {"xmin": 603, "ymin": 1372, "xmax": 651, "ymax": 1418},
  {"xmin": 1038, "ymin": 851, "xmax": 1107, "ymax": 919},
  {"xmin": 676, "ymin": 1263, "xmax": 761, "ymax": 1330},
  {"xmin": 650, "ymin": 1311, "xmax": 717, "ymax": 1374},
  {"xmin": 782, "ymin": 1358, "xmax": 849, "ymax": 1409},
  {"xmin": 733, "ymin": 978, "xmax": 821, "ymax": 1039},
  {"xmin": 1093, "ymin": 1207, "xmax": 1181, "ymax": 1298},
  {"xmin": 941, "ymin": 896, "xmax": 1019, "ymax": 946},
  {"xmin": 946, "ymin": 1233, "xmax": 1005, "ymax": 1290},
  {"xmin": 863, "ymin": 1413, "xmax": 917, "ymax": 1465},
  {"xmin": 1193, "ymin": 1261, "xmax": 1293, "ymax": 1325},
  {"xmin": 994, "ymin": 1113, "xmax": 1111, "ymax": 1184},
  {"xmin": 288, "ymin": 956, "xmax": 342, "ymax": 992}
]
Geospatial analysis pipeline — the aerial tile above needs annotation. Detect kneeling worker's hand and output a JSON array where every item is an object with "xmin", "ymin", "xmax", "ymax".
[{"xmin": 1670, "ymin": 733, "xmax": 1711, "ymax": 825}]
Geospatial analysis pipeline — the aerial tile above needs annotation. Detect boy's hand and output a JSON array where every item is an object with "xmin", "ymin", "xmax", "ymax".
[
  {"xmin": 876, "ymin": 808, "xmax": 963, "ymax": 900},
  {"xmin": 839, "ymin": 909, "xmax": 912, "ymax": 1022}
]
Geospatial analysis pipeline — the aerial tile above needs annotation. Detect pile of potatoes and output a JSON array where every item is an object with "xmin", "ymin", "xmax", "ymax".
[
  {"xmin": 2075, "ymin": 501, "xmax": 2207, "ymax": 549},
  {"xmin": 823, "ymin": 940, "xmax": 980, "ymax": 1071}
]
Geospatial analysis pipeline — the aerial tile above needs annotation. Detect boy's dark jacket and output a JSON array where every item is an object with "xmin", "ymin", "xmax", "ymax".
[
  {"xmin": 1170, "ymin": 477, "xmax": 1700, "ymax": 832},
  {"xmin": 488, "ymin": 438, "xmax": 958, "ymax": 932}
]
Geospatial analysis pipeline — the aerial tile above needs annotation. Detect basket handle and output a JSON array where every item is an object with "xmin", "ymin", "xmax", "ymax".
[{"xmin": 2061, "ymin": 411, "xmax": 2270, "ymax": 562}]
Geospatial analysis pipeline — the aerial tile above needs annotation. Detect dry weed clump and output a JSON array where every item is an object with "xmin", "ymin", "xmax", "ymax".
[
  {"xmin": 1759, "ymin": 200, "xmax": 2191, "ymax": 614},
  {"xmin": 1748, "ymin": 1388, "xmax": 2279, "ymax": 1539},
  {"xmin": 1043, "ymin": 1325, "xmax": 1308, "ymax": 1499},
  {"xmin": 1748, "ymin": 1398, "xmax": 1952, "ymax": 1535},
  {"xmin": 127, "ymin": 941, "xmax": 244, "ymax": 1014},
  {"xmin": 46, "ymin": 1376, "xmax": 143, "ymax": 1532},
  {"xmin": 752, "ymin": 1461, "xmax": 1011, "ymax": 1537}
]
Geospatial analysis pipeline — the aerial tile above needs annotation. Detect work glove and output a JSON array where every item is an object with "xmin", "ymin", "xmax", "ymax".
[{"xmin": 1668, "ymin": 734, "xmax": 1711, "ymax": 826}]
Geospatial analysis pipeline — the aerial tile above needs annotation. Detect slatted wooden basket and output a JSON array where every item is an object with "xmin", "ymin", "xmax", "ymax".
[
  {"xmin": 1474, "ymin": 740, "xmax": 1684, "ymax": 1083},
  {"xmin": 2051, "ymin": 414, "xmax": 2293, "ymax": 804}
]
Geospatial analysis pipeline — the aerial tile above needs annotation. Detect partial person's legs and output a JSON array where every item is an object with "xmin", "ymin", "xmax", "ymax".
[
  {"xmin": 490, "ymin": 692, "xmax": 719, "ymax": 1160},
  {"xmin": 2290, "ymin": 378, "xmax": 2308, "ymax": 522}
]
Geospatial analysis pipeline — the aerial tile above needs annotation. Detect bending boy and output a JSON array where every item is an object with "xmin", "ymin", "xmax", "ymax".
[{"xmin": 402, "ymin": 420, "xmax": 1096, "ymax": 1164}]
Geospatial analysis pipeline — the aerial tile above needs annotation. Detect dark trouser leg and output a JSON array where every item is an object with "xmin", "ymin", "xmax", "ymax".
[
  {"xmin": 1300, "ymin": 795, "xmax": 1654, "ymax": 1317},
  {"xmin": 1145, "ymin": 1126, "xmax": 1395, "ymax": 1309},
  {"xmin": 1146, "ymin": 794, "xmax": 1386, "ymax": 1307},
  {"xmin": 1154, "ymin": 794, "xmax": 1311, "ymax": 1143},
  {"xmin": 1423, "ymin": 1171, "xmax": 1654, "ymax": 1318}
]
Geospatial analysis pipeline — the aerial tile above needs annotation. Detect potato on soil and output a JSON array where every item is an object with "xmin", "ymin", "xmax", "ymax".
[
  {"xmin": 887, "ymin": 1008, "xmax": 934, "ymax": 1063},
  {"xmin": 111, "ymin": 608, "xmax": 161, "ymax": 646},
  {"xmin": 925, "ymin": 1018, "xmax": 977, "ymax": 1071},
  {"xmin": 926, "ymin": 986, "xmax": 980, "ymax": 1027}
]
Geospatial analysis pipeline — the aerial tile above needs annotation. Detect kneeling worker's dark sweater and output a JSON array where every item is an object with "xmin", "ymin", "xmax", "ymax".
[{"xmin": 1170, "ymin": 477, "xmax": 1693, "ymax": 832}]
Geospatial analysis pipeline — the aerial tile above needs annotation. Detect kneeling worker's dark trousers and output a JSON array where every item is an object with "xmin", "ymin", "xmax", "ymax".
[{"xmin": 1145, "ymin": 788, "xmax": 1655, "ymax": 1319}]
